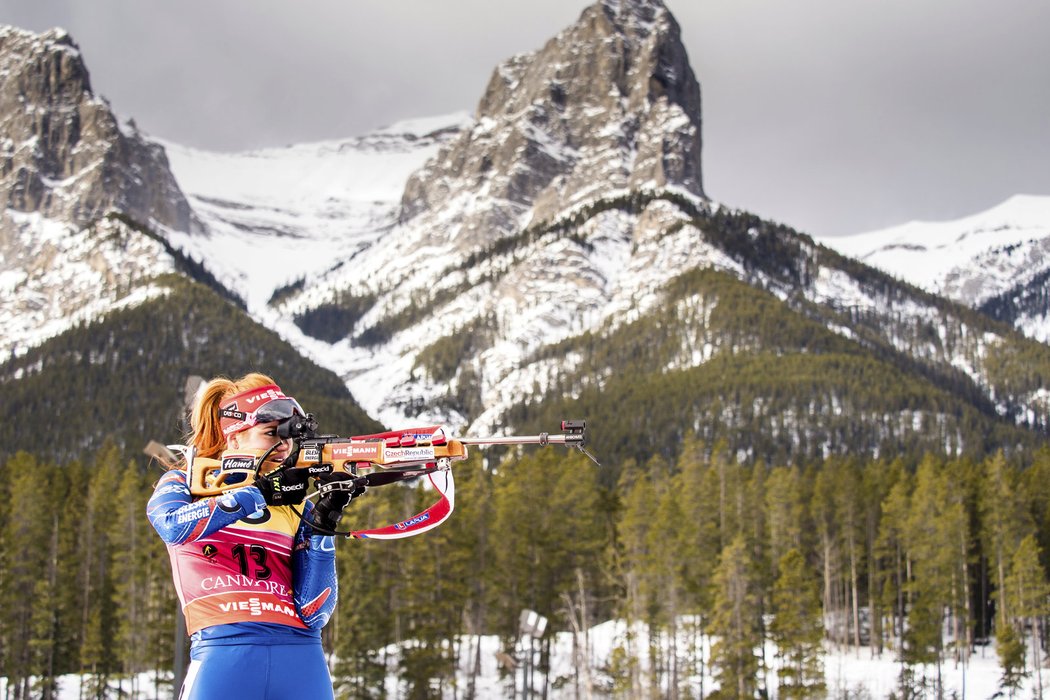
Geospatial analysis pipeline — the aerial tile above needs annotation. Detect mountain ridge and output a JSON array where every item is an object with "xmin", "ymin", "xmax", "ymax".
[
  {"xmin": 1, "ymin": 2, "xmax": 1049, "ymax": 469},
  {"xmin": 815, "ymin": 194, "xmax": 1050, "ymax": 343}
]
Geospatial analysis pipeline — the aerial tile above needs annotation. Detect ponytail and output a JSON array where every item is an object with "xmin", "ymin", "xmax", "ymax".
[{"xmin": 186, "ymin": 372, "xmax": 278, "ymax": 460}]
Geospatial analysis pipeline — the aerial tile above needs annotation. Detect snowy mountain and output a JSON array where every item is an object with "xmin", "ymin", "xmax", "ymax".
[
  {"xmin": 0, "ymin": 25, "xmax": 201, "ymax": 359},
  {"xmin": 816, "ymin": 195, "xmax": 1050, "ymax": 342},
  {"xmin": 165, "ymin": 0, "xmax": 712, "ymax": 432},
  {"xmin": 3, "ymin": 0, "xmax": 1050, "ymax": 466}
]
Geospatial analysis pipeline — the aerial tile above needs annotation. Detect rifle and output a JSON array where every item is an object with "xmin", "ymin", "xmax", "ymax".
[{"xmin": 171, "ymin": 420, "xmax": 595, "ymax": 539}]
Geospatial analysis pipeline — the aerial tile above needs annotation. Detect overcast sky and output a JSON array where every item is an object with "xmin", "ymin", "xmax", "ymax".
[{"xmin": 2, "ymin": 0, "xmax": 1048, "ymax": 237}]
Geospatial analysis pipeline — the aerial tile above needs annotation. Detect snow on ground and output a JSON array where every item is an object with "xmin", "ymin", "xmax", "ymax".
[{"xmin": 7, "ymin": 625, "xmax": 1038, "ymax": 699}]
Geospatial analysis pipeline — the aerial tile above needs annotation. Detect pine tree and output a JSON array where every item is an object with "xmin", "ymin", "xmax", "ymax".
[
  {"xmin": 1021, "ymin": 447, "xmax": 1050, "ymax": 589},
  {"xmin": 612, "ymin": 456, "xmax": 660, "ymax": 697},
  {"xmin": 861, "ymin": 458, "xmax": 899, "ymax": 656},
  {"xmin": 141, "ymin": 471, "xmax": 178, "ymax": 698},
  {"xmin": 673, "ymin": 436, "xmax": 722, "ymax": 697},
  {"xmin": 979, "ymin": 451, "xmax": 1031, "ymax": 622},
  {"xmin": 438, "ymin": 457, "xmax": 494, "ymax": 700},
  {"xmin": 0, "ymin": 453, "xmax": 57, "ymax": 698},
  {"xmin": 0, "ymin": 454, "xmax": 9, "ymax": 690},
  {"xmin": 625, "ymin": 455, "xmax": 667, "ymax": 693},
  {"xmin": 901, "ymin": 456, "xmax": 953, "ymax": 692},
  {"xmin": 332, "ymin": 483, "xmax": 405, "ymax": 698},
  {"xmin": 744, "ymin": 461, "xmax": 774, "ymax": 697},
  {"xmin": 942, "ymin": 457, "xmax": 977, "ymax": 664},
  {"xmin": 647, "ymin": 470, "xmax": 688, "ymax": 698},
  {"xmin": 765, "ymin": 466, "xmax": 805, "ymax": 574},
  {"xmin": 396, "ymin": 478, "xmax": 464, "ymax": 698},
  {"xmin": 876, "ymin": 468, "xmax": 913, "ymax": 647},
  {"xmin": 28, "ymin": 458, "xmax": 77, "ymax": 700},
  {"xmin": 712, "ymin": 443, "xmax": 743, "ymax": 548},
  {"xmin": 109, "ymin": 463, "xmax": 152, "ymax": 691},
  {"xmin": 832, "ymin": 458, "xmax": 866, "ymax": 650},
  {"xmin": 996, "ymin": 617, "xmax": 1027, "ymax": 698},
  {"xmin": 486, "ymin": 449, "xmax": 605, "ymax": 694},
  {"xmin": 53, "ymin": 459, "xmax": 92, "ymax": 679},
  {"xmin": 770, "ymin": 548, "xmax": 826, "ymax": 699},
  {"xmin": 811, "ymin": 463, "xmax": 845, "ymax": 646},
  {"xmin": 709, "ymin": 534, "xmax": 763, "ymax": 699},
  {"xmin": 77, "ymin": 443, "xmax": 123, "ymax": 697},
  {"xmin": 1003, "ymin": 535, "xmax": 1050, "ymax": 699}
]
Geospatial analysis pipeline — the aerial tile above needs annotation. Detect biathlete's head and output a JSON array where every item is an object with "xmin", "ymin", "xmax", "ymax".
[{"xmin": 188, "ymin": 372, "xmax": 306, "ymax": 461}]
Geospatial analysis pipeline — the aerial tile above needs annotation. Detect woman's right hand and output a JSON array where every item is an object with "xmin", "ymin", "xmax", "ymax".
[{"xmin": 308, "ymin": 473, "xmax": 367, "ymax": 533}]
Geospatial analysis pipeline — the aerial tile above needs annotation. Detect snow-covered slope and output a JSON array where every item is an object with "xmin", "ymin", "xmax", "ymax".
[
  {"xmin": 163, "ymin": 119, "xmax": 727, "ymax": 429},
  {"xmin": 816, "ymin": 195, "xmax": 1050, "ymax": 340},
  {"xmin": 161, "ymin": 114, "xmax": 469, "ymax": 312},
  {"xmin": 0, "ymin": 212, "xmax": 178, "ymax": 357},
  {"xmin": 164, "ymin": 111, "xmax": 1050, "ymax": 437},
  {"xmin": 157, "ymin": 113, "xmax": 477, "ymax": 427}
]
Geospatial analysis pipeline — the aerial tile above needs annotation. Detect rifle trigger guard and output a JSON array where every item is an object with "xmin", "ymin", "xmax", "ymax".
[{"xmin": 317, "ymin": 476, "xmax": 369, "ymax": 496}]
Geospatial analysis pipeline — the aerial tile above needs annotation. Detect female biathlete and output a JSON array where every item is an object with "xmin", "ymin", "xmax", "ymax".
[{"xmin": 147, "ymin": 373, "xmax": 358, "ymax": 700}]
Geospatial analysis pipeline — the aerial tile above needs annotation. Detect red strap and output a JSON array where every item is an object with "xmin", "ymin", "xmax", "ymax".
[{"xmin": 347, "ymin": 470, "xmax": 454, "ymax": 540}]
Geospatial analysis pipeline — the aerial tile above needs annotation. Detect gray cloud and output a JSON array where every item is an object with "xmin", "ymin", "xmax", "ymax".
[{"xmin": 2, "ymin": 0, "xmax": 1048, "ymax": 236}]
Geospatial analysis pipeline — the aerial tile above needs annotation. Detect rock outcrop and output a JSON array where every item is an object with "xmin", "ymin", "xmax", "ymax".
[
  {"xmin": 399, "ymin": 0, "xmax": 704, "ymax": 249},
  {"xmin": 0, "ymin": 25, "xmax": 194, "ymax": 234}
]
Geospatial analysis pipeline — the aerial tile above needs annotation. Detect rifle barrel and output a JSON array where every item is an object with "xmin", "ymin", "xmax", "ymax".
[{"xmin": 459, "ymin": 433, "xmax": 582, "ymax": 446}]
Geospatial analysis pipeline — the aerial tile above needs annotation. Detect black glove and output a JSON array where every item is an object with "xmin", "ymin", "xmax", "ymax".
[
  {"xmin": 309, "ymin": 472, "xmax": 367, "ymax": 533},
  {"xmin": 255, "ymin": 466, "xmax": 311, "ymax": 506}
]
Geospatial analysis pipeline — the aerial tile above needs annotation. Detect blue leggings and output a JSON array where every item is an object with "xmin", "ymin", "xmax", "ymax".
[{"xmin": 180, "ymin": 641, "xmax": 334, "ymax": 700}]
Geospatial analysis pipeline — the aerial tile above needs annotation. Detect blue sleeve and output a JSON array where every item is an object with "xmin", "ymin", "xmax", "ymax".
[
  {"xmin": 292, "ymin": 501, "xmax": 339, "ymax": 629},
  {"xmin": 146, "ymin": 470, "xmax": 266, "ymax": 545}
]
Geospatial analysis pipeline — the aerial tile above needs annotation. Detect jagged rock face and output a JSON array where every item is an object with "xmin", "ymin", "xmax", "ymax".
[
  {"xmin": 0, "ymin": 26, "xmax": 194, "ymax": 234},
  {"xmin": 0, "ymin": 213, "xmax": 179, "ymax": 358},
  {"xmin": 399, "ymin": 0, "xmax": 704, "ymax": 249}
]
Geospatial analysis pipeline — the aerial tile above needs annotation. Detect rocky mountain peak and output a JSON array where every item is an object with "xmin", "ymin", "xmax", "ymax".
[
  {"xmin": 5, "ymin": 9, "xmax": 1050, "ymax": 465},
  {"xmin": 0, "ymin": 27, "xmax": 89, "ymax": 104},
  {"xmin": 0, "ymin": 25, "xmax": 194, "ymax": 235},
  {"xmin": 398, "ymin": 0, "xmax": 703, "ymax": 248}
]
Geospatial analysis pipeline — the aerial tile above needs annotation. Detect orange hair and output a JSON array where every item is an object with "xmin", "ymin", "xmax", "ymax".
[{"xmin": 187, "ymin": 372, "xmax": 278, "ymax": 460}]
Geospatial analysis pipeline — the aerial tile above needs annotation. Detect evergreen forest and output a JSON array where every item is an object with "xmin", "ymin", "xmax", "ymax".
[{"xmin": 3, "ymin": 440, "xmax": 1050, "ymax": 699}]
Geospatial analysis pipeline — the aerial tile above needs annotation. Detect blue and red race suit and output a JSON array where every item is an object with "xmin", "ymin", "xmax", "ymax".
[{"xmin": 147, "ymin": 469, "xmax": 339, "ymax": 700}]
